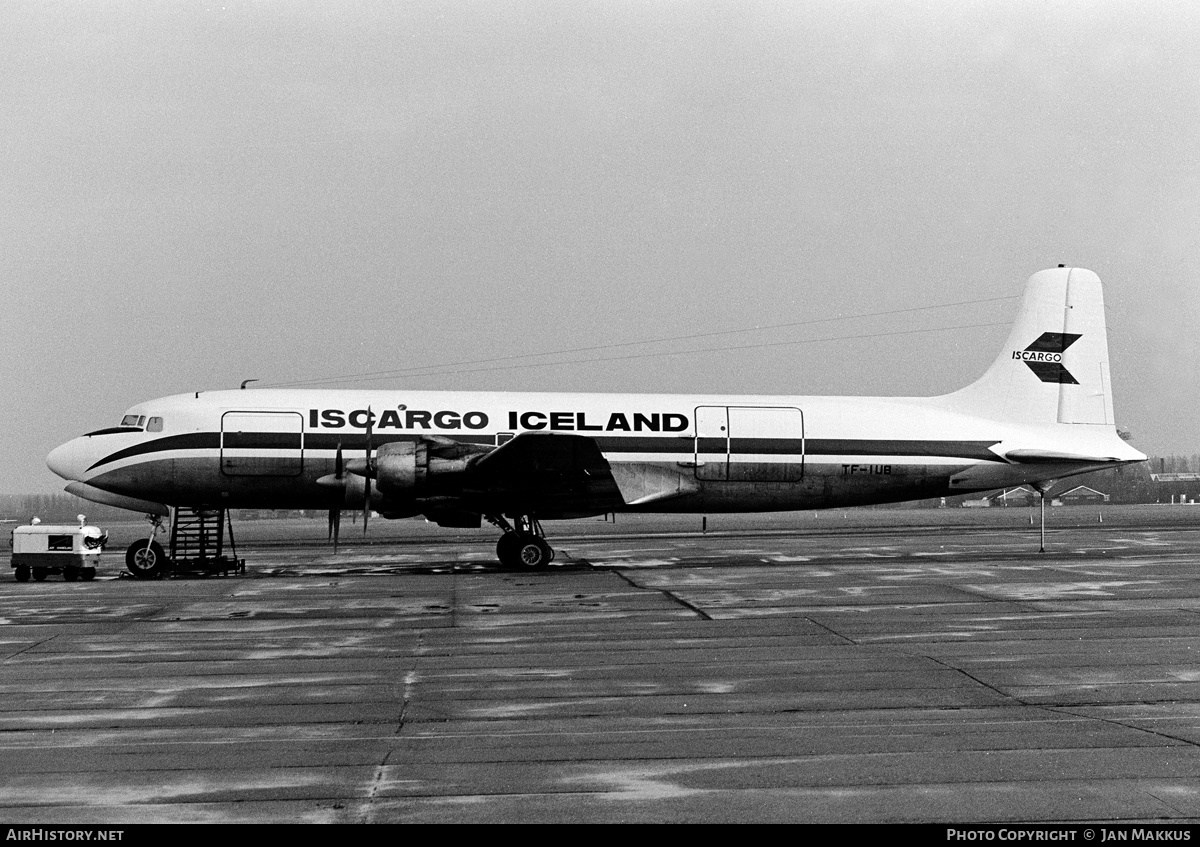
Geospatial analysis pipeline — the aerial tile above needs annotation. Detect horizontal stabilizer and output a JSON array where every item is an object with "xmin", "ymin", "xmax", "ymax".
[
  {"xmin": 1003, "ymin": 449, "xmax": 1125, "ymax": 464},
  {"xmin": 609, "ymin": 463, "xmax": 700, "ymax": 506}
]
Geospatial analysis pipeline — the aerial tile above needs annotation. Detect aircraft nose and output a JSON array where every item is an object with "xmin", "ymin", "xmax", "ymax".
[{"xmin": 47, "ymin": 438, "xmax": 87, "ymax": 481}]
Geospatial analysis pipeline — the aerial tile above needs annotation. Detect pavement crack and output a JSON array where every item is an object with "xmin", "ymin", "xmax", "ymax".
[
  {"xmin": 803, "ymin": 616, "xmax": 857, "ymax": 644},
  {"xmin": 660, "ymin": 589, "xmax": 713, "ymax": 620},
  {"xmin": 1047, "ymin": 705, "xmax": 1200, "ymax": 749},
  {"xmin": 614, "ymin": 570, "xmax": 712, "ymax": 620},
  {"xmin": 358, "ymin": 634, "xmax": 420, "ymax": 823},
  {"xmin": 3, "ymin": 634, "xmax": 57, "ymax": 661},
  {"xmin": 1143, "ymin": 788, "xmax": 1191, "ymax": 817},
  {"xmin": 358, "ymin": 747, "xmax": 395, "ymax": 822},
  {"xmin": 926, "ymin": 655, "xmax": 1025, "ymax": 703}
]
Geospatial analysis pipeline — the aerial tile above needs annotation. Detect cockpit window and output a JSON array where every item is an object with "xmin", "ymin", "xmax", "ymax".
[
  {"xmin": 147, "ymin": 417, "xmax": 163, "ymax": 432},
  {"xmin": 120, "ymin": 415, "xmax": 142, "ymax": 428}
]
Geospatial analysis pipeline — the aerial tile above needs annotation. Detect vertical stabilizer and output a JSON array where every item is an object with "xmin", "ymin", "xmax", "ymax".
[{"xmin": 943, "ymin": 267, "xmax": 1114, "ymax": 425}]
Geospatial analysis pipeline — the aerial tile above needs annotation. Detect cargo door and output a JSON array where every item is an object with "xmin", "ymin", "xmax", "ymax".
[
  {"xmin": 727, "ymin": 406, "xmax": 804, "ymax": 481},
  {"xmin": 220, "ymin": 411, "xmax": 304, "ymax": 477}
]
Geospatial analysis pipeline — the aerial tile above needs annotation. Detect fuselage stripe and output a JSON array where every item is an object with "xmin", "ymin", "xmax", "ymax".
[{"xmin": 85, "ymin": 432, "xmax": 1004, "ymax": 472}]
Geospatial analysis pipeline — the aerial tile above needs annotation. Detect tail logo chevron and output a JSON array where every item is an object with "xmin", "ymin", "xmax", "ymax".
[{"xmin": 1011, "ymin": 332, "xmax": 1082, "ymax": 384}]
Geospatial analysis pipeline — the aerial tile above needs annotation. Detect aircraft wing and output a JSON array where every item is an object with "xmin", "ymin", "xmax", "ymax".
[
  {"xmin": 468, "ymin": 432, "xmax": 625, "ymax": 514},
  {"xmin": 466, "ymin": 432, "xmax": 697, "ymax": 514}
]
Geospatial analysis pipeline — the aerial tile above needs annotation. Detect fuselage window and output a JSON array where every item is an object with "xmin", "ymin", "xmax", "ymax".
[
  {"xmin": 120, "ymin": 414, "xmax": 141, "ymax": 428},
  {"xmin": 147, "ymin": 417, "xmax": 164, "ymax": 432},
  {"xmin": 136, "ymin": 415, "xmax": 146, "ymax": 427}
]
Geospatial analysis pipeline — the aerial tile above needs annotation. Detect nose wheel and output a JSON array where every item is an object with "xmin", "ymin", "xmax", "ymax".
[
  {"xmin": 126, "ymin": 539, "xmax": 167, "ymax": 579},
  {"xmin": 126, "ymin": 515, "xmax": 168, "ymax": 579},
  {"xmin": 488, "ymin": 515, "xmax": 554, "ymax": 569}
]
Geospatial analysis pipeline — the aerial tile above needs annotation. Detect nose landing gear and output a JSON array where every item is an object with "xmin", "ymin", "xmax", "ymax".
[
  {"xmin": 123, "ymin": 509, "xmax": 243, "ymax": 579},
  {"xmin": 126, "ymin": 515, "xmax": 168, "ymax": 579},
  {"xmin": 487, "ymin": 514, "xmax": 554, "ymax": 569}
]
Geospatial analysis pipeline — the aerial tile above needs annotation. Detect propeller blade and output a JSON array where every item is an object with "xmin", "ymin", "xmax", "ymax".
[
  {"xmin": 317, "ymin": 445, "xmax": 350, "ymax": 489},
  {"xmin": 363, "ymin": 408, "xmax": 372, "ymax": 535},
  {"xmin": 328, "ymin": 443, "xmax": 343, "ymax": 552}
]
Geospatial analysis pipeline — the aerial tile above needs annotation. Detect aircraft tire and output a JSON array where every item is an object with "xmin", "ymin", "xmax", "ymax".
[
  {"xmin": 496, "ymin": 533, "xmax": 521, "ymax": 569},
  {"xmin": 14, "ymin": 566, "xmax": 30, "ymax": 583},
  {"xmin": 516, "ymin": 536, "xmax": 552, "ymax": 569},
  {"xmin": 63, "ymin": 569, "xmax": 79, "ymax": 582},
  {"xmin": 126, "ymin": 540, "xmax": 167, "ymax": 579},
  {"xmin": 32, "ymin": 568, "xmax": 48, "ymax": 582},
  {"xmin": 81, "ymin": 568, "xmax": 96, "ymax": 581}
]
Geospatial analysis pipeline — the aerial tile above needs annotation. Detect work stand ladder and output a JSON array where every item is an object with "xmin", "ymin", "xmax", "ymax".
[{"xmin": 167, "ymin": 507, "xmax": 245, "ymax": 576}]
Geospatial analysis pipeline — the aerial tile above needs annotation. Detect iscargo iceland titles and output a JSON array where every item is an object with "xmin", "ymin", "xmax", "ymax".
[{"xmin": 308, "ymin": 408, "xmax": 690, "ymax": 433}]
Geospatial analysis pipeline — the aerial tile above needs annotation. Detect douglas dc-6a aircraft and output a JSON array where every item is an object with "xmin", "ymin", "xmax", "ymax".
[{"xmin": 47, "ymin": 267, "xmax": 1145, "ymax": 574}]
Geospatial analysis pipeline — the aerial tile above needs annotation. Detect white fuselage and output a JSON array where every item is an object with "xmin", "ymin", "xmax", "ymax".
[{"xmin": 46, "ymin": 386, "xmax": 1141, "ymax": 518}]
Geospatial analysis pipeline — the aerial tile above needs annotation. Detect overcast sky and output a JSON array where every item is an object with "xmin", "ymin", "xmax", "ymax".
[{"xmin": 3, "ymin": 0, "xmax": 1197, "ymax": 495}]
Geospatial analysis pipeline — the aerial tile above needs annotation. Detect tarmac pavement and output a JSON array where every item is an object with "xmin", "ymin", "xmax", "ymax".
[{"xmin": 4, "ymin": 512, "xmax": 1200, "ymax": 823}]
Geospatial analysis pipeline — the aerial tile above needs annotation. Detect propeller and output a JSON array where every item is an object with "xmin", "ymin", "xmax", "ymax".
[
  {"xmin": 321, "ymin": 413, "xmax": 375, "ymax": 539},
  {"xmin": 363, "ymin": 408, "xmax": 373, "ymax": 535},
  {"xmin": 327, "ymin": 442, "xmax": 343, "ymax": 552}
]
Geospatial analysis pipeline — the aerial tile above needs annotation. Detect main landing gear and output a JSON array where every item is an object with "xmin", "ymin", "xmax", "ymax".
[{"xmin": 486, "ymin": 515, "xmax": 555, "ymax": 570}]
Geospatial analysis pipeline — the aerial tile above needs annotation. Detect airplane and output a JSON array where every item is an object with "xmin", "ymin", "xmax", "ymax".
[{"xmin": 46, "ymin": 266, "xmax": 1146, "ymax": 576}]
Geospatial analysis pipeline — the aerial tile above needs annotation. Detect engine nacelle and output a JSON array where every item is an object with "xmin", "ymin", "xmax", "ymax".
[
  {"xmin": 374, "ymin": 440, "xmax": 427, "ymax": 495},
  {"xmin": 372, "ymin": 439, "xmax": 475, "ymax": 498}
]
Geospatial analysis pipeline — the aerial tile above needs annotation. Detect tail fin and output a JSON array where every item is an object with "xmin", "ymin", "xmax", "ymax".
[{"xmin": 943, "ymin": 267, "xmax": 1114, "ymax": 425}]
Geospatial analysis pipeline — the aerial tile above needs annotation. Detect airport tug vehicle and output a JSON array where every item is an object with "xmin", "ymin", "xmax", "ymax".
[{"xmin": 10, "ymin": 516, "xmax": 107, "ymax": 582}]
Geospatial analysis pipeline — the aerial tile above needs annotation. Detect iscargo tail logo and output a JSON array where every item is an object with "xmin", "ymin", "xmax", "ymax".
[{"xmin": 1011, "ymin": 332, "xmax": 1081, "ymax": 384}]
